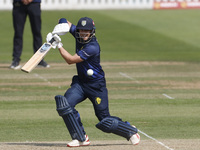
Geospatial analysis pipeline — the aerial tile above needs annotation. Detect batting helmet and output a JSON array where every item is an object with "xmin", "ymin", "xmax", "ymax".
[{"xmin": 75, "ymin": 17, "xmax": 96, "ymax": 44}]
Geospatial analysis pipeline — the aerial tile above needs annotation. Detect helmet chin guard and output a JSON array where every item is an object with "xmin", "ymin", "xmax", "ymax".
[{"xmin": 75, "ymin": 29, "xmax": 95, "ymax": 44}]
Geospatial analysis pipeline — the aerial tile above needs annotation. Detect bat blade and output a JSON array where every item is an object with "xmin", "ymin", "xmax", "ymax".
[{"xmin": 21, "ymin": 43, "xmax": 52, "ymax": 73}]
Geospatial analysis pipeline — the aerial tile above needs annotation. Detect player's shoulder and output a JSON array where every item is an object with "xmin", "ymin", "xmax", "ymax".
[
  {"xmin": 80, "ymin": 40, "xmax": 99, "ymax": 56},
  {"xmin": 88, "ymin": 38, "xmax": 99, "ymax": 47},
  {"xmin": 85, "ymin": 40, "xmax": 99, "ymax": 51}
]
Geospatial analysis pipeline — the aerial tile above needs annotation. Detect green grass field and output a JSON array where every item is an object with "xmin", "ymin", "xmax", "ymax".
[{"xmin": 0, "ymin": 9, "xmax": 200, "ymax": 149}]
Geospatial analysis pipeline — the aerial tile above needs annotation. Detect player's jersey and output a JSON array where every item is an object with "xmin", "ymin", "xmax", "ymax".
[{"xmin": 70, "ymin": 24, "xmax": 105, "ymax": 82}]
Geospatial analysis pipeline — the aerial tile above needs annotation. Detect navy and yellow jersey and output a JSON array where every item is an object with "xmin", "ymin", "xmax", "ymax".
[{"xmin": 70, "ymin": 24, "xmax": 105, "ymax": 82}]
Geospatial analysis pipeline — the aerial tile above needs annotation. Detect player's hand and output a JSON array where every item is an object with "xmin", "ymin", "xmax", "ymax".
[
  {"xmin": 52, "ymin": 18, "xmax": 70, "ymax": 35},
  {"xmin": 53, "ymin": 34, "xmax": 63, "ymax": 49},
  {"xmin": 53, "ymin": 34, "xmax": 61, "ymax": 42},
  {"xmin": 46, "ymin": 32, "xmax": 57, "ymax": 49},
  {"xmin": 22, "ymin": 0, "xmax": 33, "ymax": 5}
]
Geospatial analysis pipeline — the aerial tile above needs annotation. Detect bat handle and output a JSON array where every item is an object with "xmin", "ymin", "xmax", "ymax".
[{"xmin": 49, "ymin": 38, "xmax": 56, "ymax": 44}]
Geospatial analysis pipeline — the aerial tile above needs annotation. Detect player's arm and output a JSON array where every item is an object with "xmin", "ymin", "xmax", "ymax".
[
  {"xmin": 67, "ymin": 21, "xmax": 72, "ymax": 28},
  {"xmin": 50, "ymin": 34, "xmax": 83, "ymax": 65},
  {"xmin": 58, "ymin": 47, "xmax": 83, "ymax": 65}
]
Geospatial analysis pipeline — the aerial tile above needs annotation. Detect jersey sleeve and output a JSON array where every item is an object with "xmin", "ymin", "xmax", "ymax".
[
  {"xmin": 69, "ymin": 24, "xmax": 76, "ymax": 38},
  {"xmin": 77, "ymin": 44, "xmax": 99, "ymax": 60}
]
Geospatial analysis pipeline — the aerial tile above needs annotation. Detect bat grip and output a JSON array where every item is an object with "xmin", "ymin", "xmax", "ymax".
[{"xmin": 49, "ymin": 38, "xmax": 56, "ymax": 44}]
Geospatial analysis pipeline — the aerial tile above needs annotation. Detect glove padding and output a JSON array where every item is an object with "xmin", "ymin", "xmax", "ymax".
[
  {"xmin": 46, "ymin": 32, "xmax": 57, "ymax": 49},
  {"xmin": 53, "ymin": 34, "xmax": 63, "ymax": 48},
  {"xmin": 52, "ymin": 23, "xmax": 70, "ymax": 35}
]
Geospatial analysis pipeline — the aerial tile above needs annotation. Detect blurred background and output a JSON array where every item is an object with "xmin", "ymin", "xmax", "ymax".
[{"xmin": 1, "ymin": 0, "xmax": 200, "ymax": 64}]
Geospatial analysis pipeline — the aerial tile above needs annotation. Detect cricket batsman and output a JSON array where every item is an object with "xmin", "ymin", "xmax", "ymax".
[{"xmin": 46, "ymin": 17, "xmax": 140, "ymax": 147}]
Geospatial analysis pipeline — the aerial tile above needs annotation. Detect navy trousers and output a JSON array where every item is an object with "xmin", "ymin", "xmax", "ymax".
[
  {"xmin": 12, "ymin": 2, "xmax": 42, "ymax": 61},
  {"xmin": 64, "ymin": 76, "xmax": 111, "ymax": 133}
]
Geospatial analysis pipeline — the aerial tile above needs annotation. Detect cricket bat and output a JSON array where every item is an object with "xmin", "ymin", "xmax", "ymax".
[{"xmin": 21, "ymin": 38, "xmax": 55, "ymax": 73}]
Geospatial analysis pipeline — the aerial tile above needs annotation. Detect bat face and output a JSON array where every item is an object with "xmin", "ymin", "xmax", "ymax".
[
  {"xmin": 40, "ymin": 43, "xmax": 51, "ymax": 53},
  {"xmin": 21, "ymin": 42, "xmax": 52, "ymax": 73}
]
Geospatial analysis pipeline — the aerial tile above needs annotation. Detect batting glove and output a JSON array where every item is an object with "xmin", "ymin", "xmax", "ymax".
[
  {"xmin": 57, "ymin": 42, "xmax": 63, "ymax": 49},
  {"xmin": 52, "ymin": 18, "xmax": 69, "ymax": 36},
  {"xmin": 53, "ymin": 34, "xmax": 63, "ymax": 49},
  {"xmin": 46, "ymin": 32, "xmax": 57, "ymax": 49}
]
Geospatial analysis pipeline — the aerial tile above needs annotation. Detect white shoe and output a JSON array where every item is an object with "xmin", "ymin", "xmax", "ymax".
[
  {"xmin": 130, "ymin": 125, "xmax": 140, "ymax": 145},
  {"xmin": 10, "ymin": 60, "xmax": 21, "ymax": 70},
  {"xmin": 130, "ymin": 133, "xmax": 140, "ymax": 145},
  {"xmin": 67, "ymin": 135, "xmax": 90, "ymax": 147}
]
